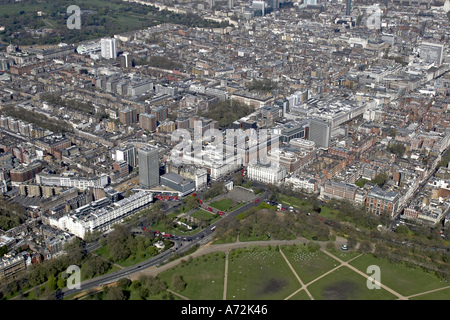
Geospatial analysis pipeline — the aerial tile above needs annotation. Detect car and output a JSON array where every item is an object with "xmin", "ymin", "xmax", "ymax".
[{"xmin": 341, "ymin": 245, "xmax": 348, "ymax": 251}]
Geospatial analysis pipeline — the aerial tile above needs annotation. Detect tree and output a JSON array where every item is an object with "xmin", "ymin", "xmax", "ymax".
[
  {"xmin": 46, "ymin": 276, "xmax": 58, "ymax": 291},
  {"xmin": 104, "ymin": 286, "xmax": 126, "ymax": 300},
  {"xmin": 57, "ymin": 276, "xmax": 66, "ymax": 290},
  {"xmin": 109, "ymin": 242, "xmax": 131, "ymax": 262},
  {"xmin": 358, "ymin": 240, "xmax": 373, "ymax": 254},
  {"xmin": 388, "ymin": 128, "xmax": 397, "ymax": 137},
  {"xmin": 83, "ymin": 257, "xmax": 110, "ymax": 279},
  {"xmin": 387, "ymin": 143, "xmax": 406, "ymax": 158},
  {"xmin": 395, "ymin": 224, "xmax": 410, "ymax": 235},
  {"xmin": 372, "ymin": 172, "xmax": 389, "ymax": 187},
  {"xmin": 184, "ymin": 196, "xmax": 199, "ymax": 211},
  {"xmin": 347, "ymin": 235, "xmax": 358, "ymax": 250},
  {"xmin": 373, "ymin": 243, "xmax": 389, "ymax": 259},
  {"xmin": 246, "ymin": 78, "xmax": 278, "ymax": 92},
  {"xmin": 198, "ymin": 100, "xmax": 255, "ymax": 128},
  {"xmin": 116, "ymin": 278, "xmax": 131, "ymax": 290},
  {"xmin": 307, "ymin": 241, "xmax": 321, "ymax": 252},
  {"xmin": 233, "ymin": 172, "xmax": 243, "ymax": 186},
  {"xmin": 171, "ymin": 274, "xmax": 186, "ymax": 292}
]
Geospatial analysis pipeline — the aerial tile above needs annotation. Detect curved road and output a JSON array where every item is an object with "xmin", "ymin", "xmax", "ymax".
[{"xmin": 58, "ymin": 191, "xmax": 270, "ymax": 299}]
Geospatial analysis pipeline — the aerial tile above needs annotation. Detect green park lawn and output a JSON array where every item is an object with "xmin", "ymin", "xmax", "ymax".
[
  {"xmin": 307, "ymin": 265, "xmax": 398, "ymax": 300},
  {"xmin": 349, "ymin": 254, "xmax": 450, "ymax": 297},
  {"xmin": 317, "ymin": 206, "xmax": 339, "ymax": 219},
  {"xmin": 278, "ymin": 195, "xmax": 312, "ymax": 211},
  {"xmin": 191, "ymin": 209, "xmax": 217, "ymax": 221},
  {"xmin": 281, "ymin": 245, "xmax": 340, "ymax": 285},
  {"xmin": 94, "ymin": 245, "xmax": 159, "ymax": 268},
  {"xmin": 157, "ymin": 252, "xmax": 227, "ymax": 300},
  {"xmin": 226, "ymin": 246, "xmax": 300, "ymax": 300},
  {"xmin": 209, "ymin": 199, "xmax": 234, "ymax": 211}
]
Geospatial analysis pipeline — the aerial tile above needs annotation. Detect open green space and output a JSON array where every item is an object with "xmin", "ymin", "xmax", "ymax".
[
  {"xmin": 94, "ymin": 245, "xmax": 159, "ymax": 268},
  {"xmin": 190, "ymin": 209, "xmax": 222, "ymax": 224},
  {"xmin": 209, "ymin": 199, "xmax": 234, "ymax": 211},
  {"xmin": 166, "ymin": 211, "xmax": 180, "ymax": 220},
  {"xmin": 0, "ymin": 0, "xmax": 230, "ymax": 45},
  {"xmin": 226, "ymin": 246, "xmax": 299, "ymax": 300},
  {"xmin": 212, "ymin": 231, "xmax": 238, "ymax": 244},
  {"xmin": 317, "ymin": 205, "xmax": 339, "ymax": 219},
  {"xmin": 191, "ymin": 209, "xmax": 217, "ymax": 221},
  {"xmin": 349, "ymin": 254, "xmax": 450, "ymax": 297},
  {"xmin": 307, "ymin": 265, "xmax": 397, "ymax": 300},
  {"xmin": 157, "ymin": 253, "xmax": 226, "ymax": 300},
  {"xmin": 278, "ymin": 195, "xmax": 312, "ymax": 210},
  {"xmin": 281, "ymin": 245, "xmax": 340, "ymax": 285}
]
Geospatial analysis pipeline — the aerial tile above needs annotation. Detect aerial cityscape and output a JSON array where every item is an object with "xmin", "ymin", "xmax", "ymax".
[{"xmin": 0, "ymin": 0, "xmax": 450, "ymax": 302}]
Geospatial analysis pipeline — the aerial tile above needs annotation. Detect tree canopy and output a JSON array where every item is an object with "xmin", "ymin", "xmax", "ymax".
[{"xmin": 199, "ymin": 100, "xmax": 255, "ymax": 128}]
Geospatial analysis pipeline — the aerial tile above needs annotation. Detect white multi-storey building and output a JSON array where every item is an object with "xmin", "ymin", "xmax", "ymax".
[
  {"xmin": 247, "ymin": 161, "xmax": 286, "ymax": 185},
  {"xmin": 48, "ymin": 191, "xmax": 153, "ymax": 239},
  {"xmin": 284, "ymin": 174, "xmax": 317, "ymax": 193},
  {"xmin": 36, "ymin": 172, "xmax": 109, "ymax": 190},
  {"xmin": 101, "ymin": 38, "xmax": 117, "ymax": 60}
]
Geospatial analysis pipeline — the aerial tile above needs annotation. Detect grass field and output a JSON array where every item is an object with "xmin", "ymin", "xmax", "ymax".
[
  {"xmin": 307, "ymin": 265, "xmax": 398, "ymax": 300},
  {"xmin": 157, "ymin": 252, "xmax": 226, "ymax": 300},
  {"xmin": 317, "ymin": 206, "xmax": 338, "ymax": 219},
  {"xmin": 94, "ymin": 246, "xmax": 158, "ymax": 268},
  {"xmin": 226, "ymin": 246, "xmax": 299, "ymax": 300},
  {"xmin": 210, "ymin": 199, "xmax": 234, "ymax": 211},
  {"xmin": 278, "ymin": 195, "xmax": 312, "ymax": 210},
  {"xmin": 349, "ymin": 254, "xmax": 450, "ymax": 297},
  {"xmin": 191, "ymin": 209, "xmax": 216, "ymax": 221},
  {"xmin": 281, "ymin": 245, "xmax": 340, "ymax": 285}
]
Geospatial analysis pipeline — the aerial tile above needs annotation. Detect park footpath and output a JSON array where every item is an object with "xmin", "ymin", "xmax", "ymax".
[
  {"xmin": 131, "ymin": 235, "xmax": 350, "ymax": 300},
  {"xmin": 74, "ymin": 235, "xmax": 450, "ymax": 300}
]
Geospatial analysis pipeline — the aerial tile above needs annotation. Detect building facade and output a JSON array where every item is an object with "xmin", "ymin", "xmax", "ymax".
[{"xmin": 138, "ymin": 145, "xmax": 160, "ymax": 189}]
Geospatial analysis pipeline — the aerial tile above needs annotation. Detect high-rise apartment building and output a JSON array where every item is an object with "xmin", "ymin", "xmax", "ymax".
[
  {"xmin": 308, "ymin": 119, "xmax": 331, "ymax": 148},
  {"xmin": 119, "ymin": 52, "xmax": 132, "ymax": 68},
  {"xmin": 115, "ymin": 145, "xmax": 137, "ymax": 168},
  {"xmin": 346, "ymin": 0, "xmax": 351, "ymax": 16},
  {"xmin": 139, "ymin": 113, "xmax": 157, "ymax": 132},
  {"xmin": 138, "ymin": 146, "xmax": 159, "ymax": 189},
  {"xmin": 101, "ymin": 38, "xmax": 117, "ymax": 60}
]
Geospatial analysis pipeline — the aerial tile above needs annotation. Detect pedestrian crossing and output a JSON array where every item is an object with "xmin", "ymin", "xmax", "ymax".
[{"xmin": 199, "ymin": 235, "xmax": 213, "ymax": 245}]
